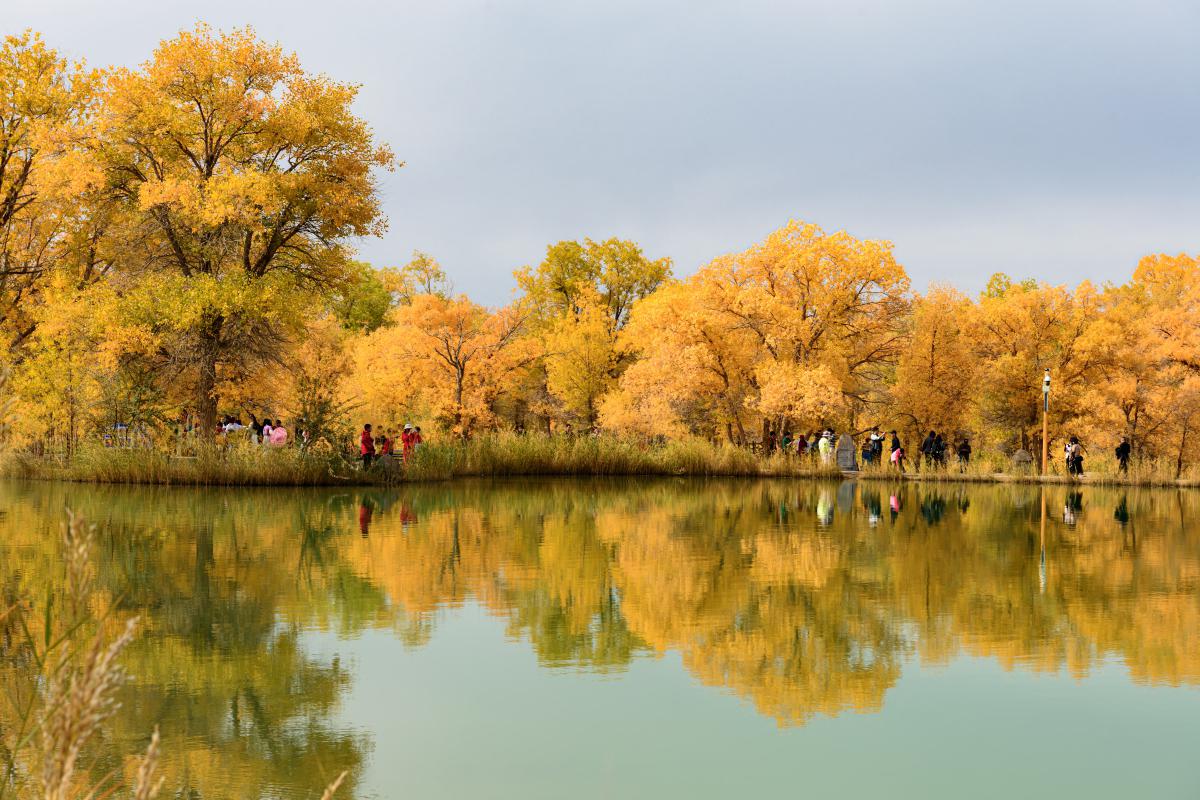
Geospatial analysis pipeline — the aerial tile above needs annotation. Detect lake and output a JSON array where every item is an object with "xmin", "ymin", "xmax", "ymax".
[{"xmin": 1, "ymin": 478, "xmax": 1197, "ymax": 799}]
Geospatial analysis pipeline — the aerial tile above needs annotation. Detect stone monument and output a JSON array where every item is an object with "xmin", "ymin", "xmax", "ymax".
[{"xmin": 836, "ymin": 433, "xmax": 858, "ymax": 471}]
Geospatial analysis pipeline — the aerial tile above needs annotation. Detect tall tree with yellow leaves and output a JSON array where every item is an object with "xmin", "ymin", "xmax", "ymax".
[
  {"xmin": 890, "ymin": 285, "xmax": 976, "ymax": 440},
  {"xmin": 90, "ymin": 24, "xmax": 395, "ymax": 434},
  {"xmin": 599, "ymin": 279, "xmax": 757, "ymax": 441},
  {"xmin": 605, "ymin": 221, "xmax": 908, "ymax": 443},
  {"xmin": 965, "ymin": 275, "xmax": 1100, "ymax": 454},
  {"xmin": 354, "ymin": 295, "xmax": 533, "ymax": 436},
  {"xmin": 0, "ymin": 31, "xmax": 96, "ymax": 353},
  {"xmin": 516, "ymin": 238, "xmax": 670, "ymax": 428}
]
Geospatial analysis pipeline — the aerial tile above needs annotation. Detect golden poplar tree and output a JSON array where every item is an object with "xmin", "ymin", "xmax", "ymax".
[
  {"xmin": 890, "ymin": 285, "xmax": 975, "ymax": 439},
  {"xmin": 354, "ymin": 295, "xmax": 533, "ymax": 435},
  {"xmin": 0, "ymin": 32, "xmax": 95, "ymax": 352},
  {"xmin": 516, "ymin": 238, "xmax": 671, "ymax": 429},
  {"xmin": 605, "ymin": 221, "xmax": 908, "ymax": 443},
  {"xmin": 90, "ymin": 24, "xmax": 395, "ymax": 433}
]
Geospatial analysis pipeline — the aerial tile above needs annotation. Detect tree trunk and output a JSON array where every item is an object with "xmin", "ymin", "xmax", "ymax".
[
  {"xmin": 454, "ymin": 364, "xmax": 466, "ymax": 436},
  {"xmin": 197, "ymin": 352, "xmax": 218, "ymax": 438},
  {"xmin": 1176, "ymin": 423, "xmax": 1189, "ymax": 480},
  {"xmin": 196, "ymin": 318, "xmax": 222, "ymax": 438},
  {"xmin": 726, "ymin": 398, "xmax": 747, "ymax": 447}
]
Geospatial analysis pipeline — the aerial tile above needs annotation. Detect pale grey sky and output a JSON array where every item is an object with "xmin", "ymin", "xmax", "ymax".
[{"xmin": 8, "ymin": 0, "xmax": 1200, "ymax": 303}]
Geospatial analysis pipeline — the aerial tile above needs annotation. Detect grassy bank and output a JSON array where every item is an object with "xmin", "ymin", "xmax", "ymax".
[
  {"xmin": 3, "ymin": 434, "xmax": 846, "ymax": 486},
  {"xmin": 5, "ymin": 433, "xmax": 1198, "ymax": 487},
  {"xmin": 851, "ymin": 451, "xmax": 1200, "ymax": 488},
  {"xmin": 5, "ymin": 441, "xmax": 350, "ymax": 486}
]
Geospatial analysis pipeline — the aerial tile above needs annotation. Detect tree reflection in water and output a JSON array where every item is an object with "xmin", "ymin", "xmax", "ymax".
[{"xmin": 1, "ymin": 478, "xmax": 1198, "ymax": 795}]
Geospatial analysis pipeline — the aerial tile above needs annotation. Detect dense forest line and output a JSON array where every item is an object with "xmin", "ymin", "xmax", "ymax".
[{"xmin": 3, "ymin": 27, "xmax": 1199, "ymax": 474}]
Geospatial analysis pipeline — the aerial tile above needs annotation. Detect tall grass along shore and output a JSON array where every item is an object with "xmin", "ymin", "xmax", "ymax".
[{"xmin": 4, "ymin": 433, "xmax": 1198, "ymax": 488}]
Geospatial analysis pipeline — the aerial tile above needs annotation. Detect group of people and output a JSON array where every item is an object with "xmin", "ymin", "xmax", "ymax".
[
  {"xmin": 773, "ymin": 427, "xmax": 977, "ymax": 473},
  {"xmin": 217, "ymin": 413, "xmax": 294, "ymax": 446},
  {"xmin": 359, "ymin": 422, "xmax": 423, "ymax": 468},
  {"xmin": 779, "ymin": 430, "xmax": 839, "ymax": 463},
  {"xmin": 857, "ymin": 428, "xmax": 972, "ymax": 473}
]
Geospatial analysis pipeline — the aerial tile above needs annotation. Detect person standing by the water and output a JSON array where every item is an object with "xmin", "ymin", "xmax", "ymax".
[
  {"xmin": 869, "ymin": 427, "xmax": 885, "ymax": 464},
  {"xmin": 1116, "ymin": 436, "xmax": 1131, "ymax": 474},
  {"xmin": 919, "ymin": 431, "xmax": 937, "ymax": 470},
  {"xmin": 1067, "ymin": 436, "xmax": 1084, "ymax": 476},
  {"xmin": 818, "ymin": 430, "xmax": 834, "ymax": 464},
  {"xmin": 956, "ymin": 438, "xmax": 972, "ymax": 470},
  {"xmin": 401, "ymin": 423, "xmax": 415, "ymax": 463},
  {"xmin": 269, "ymin": 419, "xmax": 287, "ymax": 446},
  {"xmin": 248, "ymin": 412, "xmax": 265, "ymax": 444},
  {"xmin": 933, "ymin": 432, "xmax": 946, "ymax": 467},
  {"xmin": 360, "ymin": 423, "xmax": 376, "ymax": 468}
]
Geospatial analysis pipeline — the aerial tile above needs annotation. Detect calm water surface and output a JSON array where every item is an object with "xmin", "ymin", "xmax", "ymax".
[{"xmin": 1, "ymin": 478, "xmax": 1198, "ymax": 798}]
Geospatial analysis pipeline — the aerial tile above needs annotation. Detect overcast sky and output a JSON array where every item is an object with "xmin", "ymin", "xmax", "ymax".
[{"xmin": 9, "ymin": 0, "xmax": 1200, "ymax": 304}]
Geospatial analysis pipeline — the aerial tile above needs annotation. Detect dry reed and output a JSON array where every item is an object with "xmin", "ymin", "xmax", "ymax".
[{"xmin": 7, "ymin": 430, "xmax": 1200, "ymax": 488}]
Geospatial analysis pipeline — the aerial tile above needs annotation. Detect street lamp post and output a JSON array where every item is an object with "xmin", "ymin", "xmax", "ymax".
[{"xmin": 1041, "ymin": 369, "xmax": 1051, "ymax": 475}]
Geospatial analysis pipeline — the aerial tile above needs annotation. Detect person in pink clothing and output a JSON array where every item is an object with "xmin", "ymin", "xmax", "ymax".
[{"xmin": 269, "ymin": 419, "xmax": 288, "ymax": 446}]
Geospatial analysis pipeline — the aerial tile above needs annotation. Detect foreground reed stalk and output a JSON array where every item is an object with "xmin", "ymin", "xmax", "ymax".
[
  {"xmin": 0, "ymin": 512, "xmax": 345, "ymax": 799},
  {"xmin": 0, "ymin": 512, "xmax": 159, "ymax": 800}
]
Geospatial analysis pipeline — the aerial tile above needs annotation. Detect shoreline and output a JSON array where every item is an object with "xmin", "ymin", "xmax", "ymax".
[{"xmin": 7, "ymin": 462, "xmax": 1197, "ymax": 490}]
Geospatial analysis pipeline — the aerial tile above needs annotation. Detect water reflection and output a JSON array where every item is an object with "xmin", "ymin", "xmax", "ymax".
[{"xmin": 1, "ymin": 478, "xmax": 1199, "ymax": 796}]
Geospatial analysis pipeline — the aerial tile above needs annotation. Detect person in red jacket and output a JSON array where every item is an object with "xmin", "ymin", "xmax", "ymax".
[
  {"xmin": 401, "ymin": 423, "xmax": 415, "ymax": 463},
  {"xmin": 360, "ymin": 423, "xmax": 376, "ymax": 468}
]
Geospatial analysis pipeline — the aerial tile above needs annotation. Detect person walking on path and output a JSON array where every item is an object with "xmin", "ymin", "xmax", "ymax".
[
  {"xmin": 956, "ymin": 438, "xmax": 972, "ymax": 471},
  {"xmin": 360, "ymin": 423, "xmax": 376, "ymax": 469},
  {"xmin": 1067, "ymin": 436, "xmax": 1084, "ymax": 477},
  {"xmin": 919, "ymin": 431, "xmax": 937, "ymax": 470},
  {"xmin": 932, "ymin": 432, "xmax": 946, "ymax": 467},
  {"xmin": 1116, "ymin": 436, "xmax": 1131, "ymax": 474}
]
